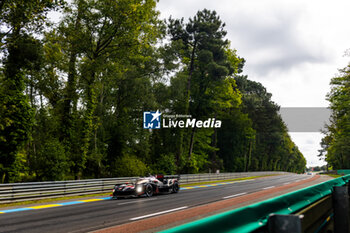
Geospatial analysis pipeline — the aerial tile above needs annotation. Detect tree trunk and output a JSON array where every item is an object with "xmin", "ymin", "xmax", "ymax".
[
  {"xmin": 185, "ymin": 40, "xmax": 198, "ymax": 156},
  {"xmin": 210, "ymin": 113, "xmax": 218, "ymax": 170},
  {"xmin": 176, "ymin": 128, "xmax": 183, "ymax": 173},
  {"xmin": 181, "ymin": 40, "xmax": 197, "ymax": 173},
  {"xmin": 247, "ymin": 139, "xmax": 252, "ymax": 171},
  {"xmin": 187, "ymin": 126, "xmax": 197, "ymax": 172},
  {"xmin": 186, "ymin": 40, "xmax": 197, "ymax": 104},
  {"xmin": 62, "ymin": 0, "xmax": 83, "ymax": 141}
]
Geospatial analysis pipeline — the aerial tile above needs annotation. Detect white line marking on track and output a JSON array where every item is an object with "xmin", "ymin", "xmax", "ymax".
[
  {"xmin": 130, "ymin": 206, "xmax": 188, "ymax": 221},
  {"xmin": 262, "ymin": 186, "xmax": 275, "ymax": 190},
  {"xmin": 223, "ymin": 192, "xmax": 247, "ymax": 199},
  {"xmin": 283, "ymin": 182, "xmax": 291, "ymax": 185},
  {"xmin": 118, "ymin": 198, "xmax": 158, "ymax": 205}
]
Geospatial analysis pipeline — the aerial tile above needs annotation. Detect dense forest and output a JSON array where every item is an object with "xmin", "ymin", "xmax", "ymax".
[
  {"xmin": 319, "ymin": 62, "xmax": 350, "ymax": 169},
  {"xmin": 0, "ymin": 0, "xmax": 306, "ymax": 183}
]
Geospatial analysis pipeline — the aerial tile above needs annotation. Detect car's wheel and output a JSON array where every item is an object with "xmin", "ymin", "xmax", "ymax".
[
  {"xmin": 172, "ymin": 181, "xmax": 179, "ymax": 193},
  {"xmin": 145, "ymin": 184, "xmax": 153, "ymax": 197}
]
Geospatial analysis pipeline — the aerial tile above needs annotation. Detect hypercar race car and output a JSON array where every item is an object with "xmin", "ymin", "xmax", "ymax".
[{"xmin": 112, "ymin": 174, "xmax": 179, "ymax": 199}]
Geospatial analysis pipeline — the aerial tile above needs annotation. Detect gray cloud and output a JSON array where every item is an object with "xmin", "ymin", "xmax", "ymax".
[
  {"xmin": 158, "ymin": 0, "xmax": 331, "ymax": 77},
  {"xmin": 226, "ymin": 11, "xmax": 330, "ymax": 76},
  {"xmin": 156, "ymin": 0, "xmax": 349, "ymax": 167}
]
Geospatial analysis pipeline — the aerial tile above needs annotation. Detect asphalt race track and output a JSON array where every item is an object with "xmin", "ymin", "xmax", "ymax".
[{"xmin": 0, "ymin": 174, "xmax": 314, "ymax": 233}]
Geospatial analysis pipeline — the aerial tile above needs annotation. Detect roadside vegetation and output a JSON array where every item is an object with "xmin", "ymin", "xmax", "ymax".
[
  {"xmin": 324, "ymin": 174, "xmax": 343, "ymax": 178},
  {"xmin": 0, "ymin": 0, "xmax": 306, "ymax": 183},
  {"xmin": 319, "ymin": 63, "xmax": 350, "ymax": 169}
]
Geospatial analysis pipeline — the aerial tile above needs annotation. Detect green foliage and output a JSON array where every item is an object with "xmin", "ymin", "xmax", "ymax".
[
  {"xmin": 114, "ymin": 155, "xmax": 149, "ymax": 177},
  {"xmin": 232, "ymin": 75, "xmax": 306, "ymax": 173},
  {"xmin": 217, "ymin": 108, "xmax": 255, "ymax": 172},
  {"xmin": 0, "ymin": 4, "xmax": 306, "ymax": 182},
  {"xmin": 167, "ymin": 9, "xmax": 247, "ymax": 172},
  {"xmin": 321, "ymin": 63, "xmax": 350, "ymax": 169},
  {"xmin": 33, "ymin": 139, "xmax": 69, "ymax": 181},
  {"xmin": 0, "ymin": 0, "xmax": 64, "ymax": 51},
  {"xmin": 0, "ymin": 78, "xmax": 33, "ymax": 182},
  {"xmin": 0, "ymin": 35, "xmax": 42, "ymax": 182},
  {"xmin": 151, "ymin": 154, "xmax": 177, "ymax": 175}
]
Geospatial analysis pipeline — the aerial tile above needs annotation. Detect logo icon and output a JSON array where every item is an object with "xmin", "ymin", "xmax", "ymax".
[{"xmin": 143, "ymin": 110, "xmax": 162, "ymax": 129}]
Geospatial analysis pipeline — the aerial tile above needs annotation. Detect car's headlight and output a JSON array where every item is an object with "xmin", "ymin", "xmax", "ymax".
[{"xmin": 136, "ymin": 185, "xmax": 143, "ymax": 193}]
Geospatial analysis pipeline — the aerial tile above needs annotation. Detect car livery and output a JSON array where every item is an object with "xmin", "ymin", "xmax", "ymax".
[{"xmin": 112, "ymin": 174, "xmax": 179, "ymax": 198}]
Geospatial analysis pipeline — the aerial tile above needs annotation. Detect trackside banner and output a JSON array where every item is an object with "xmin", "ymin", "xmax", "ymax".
[{"xmin": 143, "ymin": 110, "xmax": 222, "ymax": 129}]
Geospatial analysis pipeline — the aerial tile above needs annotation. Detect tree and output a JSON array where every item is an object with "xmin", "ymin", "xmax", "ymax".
[
  {"xmin": 0, "ymin": 3, "xmax": 307, "ymax": 182},
  {"xmin": 0, "ymin": 0, "xmax": 63, "ymax": 50},
  {"xmin": 114, "ymin": 155, "xmax": 149, "ymax": 177},
  {"xmin": 235, "ymin": 75, "xmax": 306, "ymax": 172},
  {"xmin": 0, "ymin": 0, "xmax": 62, "ymax": 182},
  {"xmin": 321, "ymin": 63, "xmax": 350, "ymax": 169},
  {"xmin": 42, "ymin": 0, "xmax": 163, "ymax": 178},
  {"xmin": 217, "ymin": 108, "xmax": 255, "ymax": 172},
  {"xmin": 168, "ymin": 9, "xmax": 241, "ymax": 172}
]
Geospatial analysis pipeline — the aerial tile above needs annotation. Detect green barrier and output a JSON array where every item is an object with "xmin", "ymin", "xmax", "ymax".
[
  {"xmin": 160, "ymin": 175, "xmax": 350, "ymax": 233},
  {"xmin": 343, "ymin": 174, "xmax": 350, "ymax": 181},
  {"xmin": 337, "ymin": 170, "xmax": 350, "ymax": 175}
]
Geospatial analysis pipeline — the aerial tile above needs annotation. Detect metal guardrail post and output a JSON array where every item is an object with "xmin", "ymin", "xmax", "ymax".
[
  {"xmin": 11, "ymin": 185, "xmax": 14, "ymax": 201},
  {"xmin": 333, "ymin": 186, "xmax": 350, "ymax": 233},
  {"xmin": 295, "ymin": 195, "xmax": 333, "ymax": 233},
  {"xmin": 268, "ymin": 214, "xmax": 303, "ymax": 233}
]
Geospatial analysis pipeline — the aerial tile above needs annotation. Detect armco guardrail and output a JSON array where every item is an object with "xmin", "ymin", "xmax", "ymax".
[
  {"xmin": 175, "ymin": 171, "xmax": 287, "ymax": 184},
  {"xmin": 160, "ymin": 174, "xmax": 350, "ymax": 233},
  {"xmin": 0, "ymin": 171, "xmax": 285, "ymax": 204},
  {"xmin": 337, "ymin": 169, "xmax": 350, "ymax": 175}
]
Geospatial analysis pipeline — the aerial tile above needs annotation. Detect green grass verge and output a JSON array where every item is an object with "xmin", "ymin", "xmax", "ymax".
[
  {"xmin": 324, "ymin": 174, "xmax": 343, "ymax": 178},
  {"xmin": 0, "ymin": 174, "xmax": 278, "ymax": 208}
]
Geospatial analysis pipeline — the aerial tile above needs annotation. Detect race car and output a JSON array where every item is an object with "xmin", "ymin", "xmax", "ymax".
[{"xmin": 112, "ymin": 174, "xmax": 180, "ymax": 199}]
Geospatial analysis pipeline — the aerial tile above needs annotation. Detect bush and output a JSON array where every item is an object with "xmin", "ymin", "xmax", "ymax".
[
  {"xmin": 34, "ymin": 139, "xmax": 69, "ymax": 181},
  {"xmin": 114, "ymin": 155, "xmax": 149, "ymax": 177},
  {"xmin": 152, "ymin": 154, "xmax": 176, "ymax": 175}
]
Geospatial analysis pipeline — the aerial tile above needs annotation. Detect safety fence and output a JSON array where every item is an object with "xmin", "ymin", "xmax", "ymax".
[
  {"xmin": 160, "ymin": 174, "xmax": 350, "ymax": 233},
  {"xmin": 174, "ymin": 171, "xmax": 287, "ymax": 184},
  {"xmin": 320, "ymin": 170, "xmax": 350, "ymax": 175},
  {"xmin": 0, "ymin": 171, "xmax": 285, "ymax": 204},
  {"xmin": 336, "ymin": 169, "xmax": 350, "ymax": 175}
]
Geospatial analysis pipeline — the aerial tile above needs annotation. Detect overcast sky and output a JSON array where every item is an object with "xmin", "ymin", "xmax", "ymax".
[{"xmin": 157, "ymin": 0, "xmax": 350, "ymax": 167}]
